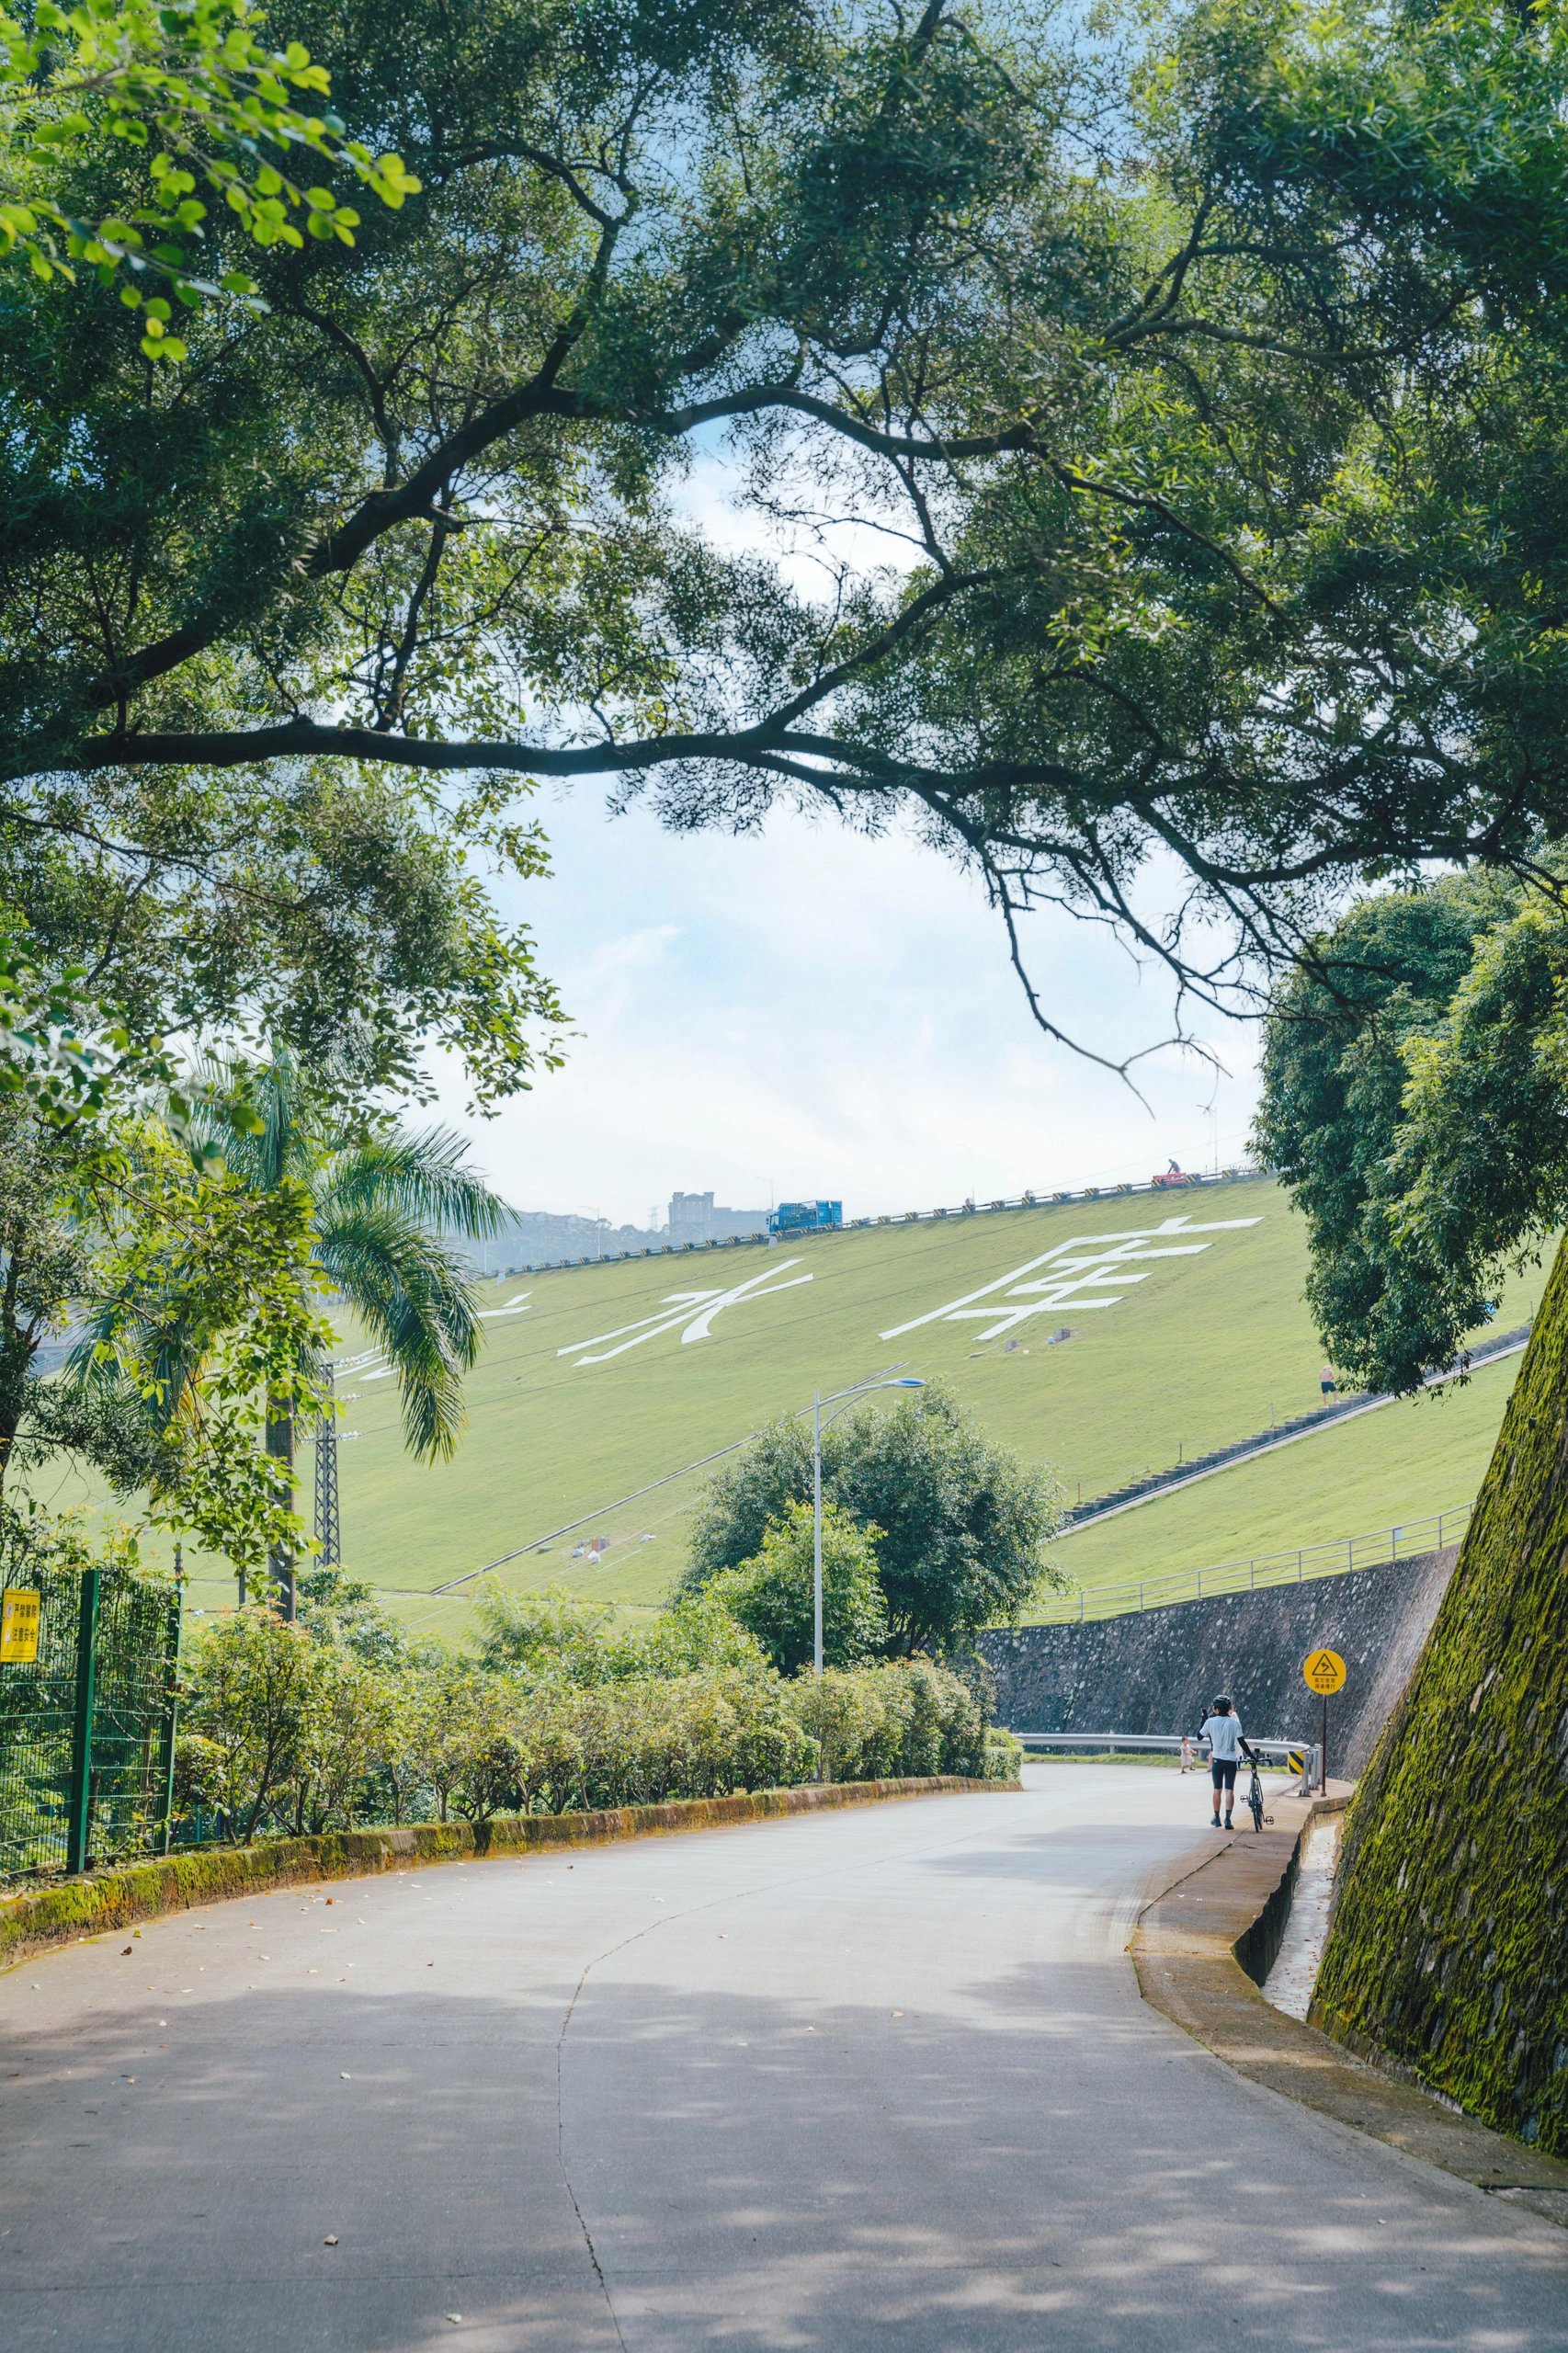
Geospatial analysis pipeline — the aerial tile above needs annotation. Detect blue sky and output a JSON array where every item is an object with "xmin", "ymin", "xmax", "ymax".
[{"xmin": 426, "ymin": 783, "xmax": 1264, "ymax": 1228}]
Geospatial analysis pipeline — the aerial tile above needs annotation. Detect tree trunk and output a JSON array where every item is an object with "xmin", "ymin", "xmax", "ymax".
[
  {"xmin": 0, "ymin": 1246, "xmax": 32, "ymax": 1498},
  {"xmin": 1311, "ymin": 1232, "xmax": 1568, "ymax": 2154},
  {"xmin": 266, "ymin": 1406, "xmax": 297, "ymax": 1621}
]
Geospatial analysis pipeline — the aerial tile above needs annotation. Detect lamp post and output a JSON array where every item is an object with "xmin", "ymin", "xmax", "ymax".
[{"xmin": 812, "ymin": 1377, "xmax": 926, "ymax": 1676}]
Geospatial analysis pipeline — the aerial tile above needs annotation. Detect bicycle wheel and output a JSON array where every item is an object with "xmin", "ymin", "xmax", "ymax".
[{"xmin": 1247, "ymin": 1773, "xmax": 1264, "ymax": 1832}]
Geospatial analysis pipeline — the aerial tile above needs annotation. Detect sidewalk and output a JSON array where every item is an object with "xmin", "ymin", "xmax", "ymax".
[{"xmin": 1133, "ymin": 1785, "xmax": 1568, "ymax": 2227}]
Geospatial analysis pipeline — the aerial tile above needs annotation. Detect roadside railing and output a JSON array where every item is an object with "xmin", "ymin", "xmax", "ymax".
[
  {"xmin": 1016, "ymin": 1732, "xmax": 1323, "ymax": 1792},
  {"xmin": 1027, "ymin": 1503, "xmax": 1472, "ymax": 1625},
  {"xmin": 491, "ymin": 1165, "xmax": 1265, "ymax": 1276}
]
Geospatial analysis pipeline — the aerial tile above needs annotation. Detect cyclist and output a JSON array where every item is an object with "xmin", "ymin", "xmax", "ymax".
[{"xmin": 1199, "ymin": 1695, "xmax": 1254, "ymax": 1831}]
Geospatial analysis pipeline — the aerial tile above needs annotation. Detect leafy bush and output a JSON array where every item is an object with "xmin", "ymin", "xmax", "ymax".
[
  {"xmin": 472, "ymin": 1581, "xmax": 766, "ymax": 1684},
  {"xmin": 561, "ymin": 1667, "xmax": 817, "ymax": 1811},
  {"xmin": 181, "ymin": 1610, "xmax": 331, "ymax": 1844},
  {"xmin": 709, "ymin": 1501, "xmax": 887, "ymax": 1674},
  {"xmin": 790, "ymin": 1660, "xmax": 988, "ymax": 1784},
  {"xmin": 176, "ymin": 1595, "xmax": 1015, "ymax": 1847}
]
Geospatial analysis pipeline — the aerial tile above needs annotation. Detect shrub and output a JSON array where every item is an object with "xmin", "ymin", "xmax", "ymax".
[
  {"xmin": 710, "ymin": 1501, "xmax": 887, "ymax": 1674},
  {"xmin": 182, "ymin": 1609, "xmax": 331, "ymax": 1844},
  {"xmin": 562, "ymin": 1667, "xmax": 817, "ymax": 1810},
  {"xmin": 472, "ymin": 1581, "xmax": 765, "ymax": 1684},
  {"xmin": 790, "ymin": 1660, "xmax": 989, "ymax": 1783},
  {"xmin": 471, "ymin": 1584, "xmax": 614, "ymax": 1675},
  {"xmin": 174, "ymin": 1603, "xmax": 1009, "ymax": 1852}
]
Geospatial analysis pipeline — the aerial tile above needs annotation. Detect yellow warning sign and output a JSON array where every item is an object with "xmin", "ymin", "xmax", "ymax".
[
  {"xmin": 1287, "ymin": 1748, "xmax": 1307, "ymax": 1777},
  {"xmin": 0, "ymin": 1588, "xmax": 41, "ymax": 1663},
  {"xmin": 1303, "ymin": 1648, "xmax": 1346, "ymax": 1696}
]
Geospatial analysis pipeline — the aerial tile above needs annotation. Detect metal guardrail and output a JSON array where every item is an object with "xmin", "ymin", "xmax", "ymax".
[
  {"xmin": 489, "ymin": 1167, "xmax": 1264, "ymax": 1276},
  {"xmin": 1017, "ymin": 1732, "xmax": 1323, "ymax": 1793},
  {"xmin": 1061, "ymin": 1322, "xmax": 1529, "ymax": 1535},
  {"xmin": 1028, "ymin": 1504, "xmax": 1472, "ymax": 1625}
]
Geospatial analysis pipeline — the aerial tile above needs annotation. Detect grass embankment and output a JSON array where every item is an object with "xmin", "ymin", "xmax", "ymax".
[
  {"xmin": 1050, "ymin": 1350, "xmax": 1522, "ymax": 1604},
  {"xmin": 29, "ymin": 1176, "xmax": 1541, "ymax": 1638}
]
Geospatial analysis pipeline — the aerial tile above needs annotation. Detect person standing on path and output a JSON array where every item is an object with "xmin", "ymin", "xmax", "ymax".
[{"xmin": 1199, "ymin": 1695, "xmax": 1251, "ymax": 1830}]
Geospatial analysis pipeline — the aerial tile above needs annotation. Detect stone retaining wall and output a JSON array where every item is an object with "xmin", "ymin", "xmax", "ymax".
[{"xmin": 983, "ymin": 1548, "xmax": 1457, "ymax": 1773}]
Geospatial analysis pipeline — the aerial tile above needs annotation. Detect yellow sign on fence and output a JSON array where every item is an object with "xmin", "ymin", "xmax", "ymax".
[
  {"xmin": 1286, "ymin": 1747, "xmax": 1308, "ymax": 1777},
  {"xmin": 1302, "ymin": 1647, "xmax": 1346, "ymax": 1696},
  {"xmin": 0, "ymin": 1588, "xmax": 41, "ymax": 1663}
]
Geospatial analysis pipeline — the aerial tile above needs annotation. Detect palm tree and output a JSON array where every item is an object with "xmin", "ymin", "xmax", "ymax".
[{"xmin": 85, "ymin": 1048, "xmax": 506, "ymax": 1617}]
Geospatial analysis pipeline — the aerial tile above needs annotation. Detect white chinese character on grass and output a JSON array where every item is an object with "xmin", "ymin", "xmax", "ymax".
[
  {"xmin": 879, "ymin": 1216, "xmax": 1261, "ymax": 1344},
  {"xmin": 558, "ymin": 1259, "xmax": 813, "ymax": 1366}
]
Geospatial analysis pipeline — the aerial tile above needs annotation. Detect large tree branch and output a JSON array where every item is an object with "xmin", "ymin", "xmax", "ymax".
[{"xmin": 61, "ymin": 714, "xmax": 1087, "ymax": 796}]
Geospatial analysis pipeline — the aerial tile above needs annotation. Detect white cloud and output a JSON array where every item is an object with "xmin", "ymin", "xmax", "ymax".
[{"xmin": 425, "ymin": 788, "xmax": 1263, "ymax": 1225}]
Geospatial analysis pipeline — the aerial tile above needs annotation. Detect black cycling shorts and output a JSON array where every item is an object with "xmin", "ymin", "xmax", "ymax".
[{"xmin": 1210, "ymin": 1757, "xmax": 1238, "ymax": 1791}]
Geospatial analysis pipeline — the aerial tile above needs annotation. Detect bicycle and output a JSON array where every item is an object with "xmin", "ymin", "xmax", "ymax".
[{"xmin": 1243, "ymin": 1748, "xmax": 1271, "ymax": 1833}]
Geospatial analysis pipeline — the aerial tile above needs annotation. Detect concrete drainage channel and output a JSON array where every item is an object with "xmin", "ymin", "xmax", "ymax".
[
  {"xmin": 1131, "ymin": 1786, "xmax": 1568, "ymax": 2227},
  {"xmin": 1260, "ymin": 1812, "xmax": 1341, "ymax": 2019}
]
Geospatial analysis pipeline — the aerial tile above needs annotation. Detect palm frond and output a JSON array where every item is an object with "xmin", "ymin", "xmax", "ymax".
[
  {"xmin": 184, "ymin": 1045, "xmax": 312, "ymax": 1192},
  {"xmin": 312, "ymin": 1202, "xmax": 483, "ymax": 1461},
  {"xmin": 66, "ymin": 1293, "xmax": 208, "ymax": 1438},
  {"xmin": 317, "ymin": 1128, "xmax": 507, "ymax": 1242}
]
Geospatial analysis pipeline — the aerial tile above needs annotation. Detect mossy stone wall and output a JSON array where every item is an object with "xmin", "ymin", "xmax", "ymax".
[{"xmin": 1312, "ymin": 1234, "xmax": 1568, "ymax": 2153}]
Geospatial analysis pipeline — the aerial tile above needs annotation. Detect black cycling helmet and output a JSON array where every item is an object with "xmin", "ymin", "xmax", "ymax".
[{"xmin": 1211, "ymin": 1695, "xmax": 1233, "ymax": 1712}]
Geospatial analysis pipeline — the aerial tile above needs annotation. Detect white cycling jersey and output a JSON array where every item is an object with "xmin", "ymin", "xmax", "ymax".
[{"xmin": 1201, "ymin": 1712, "xmax": 1244, "ymax": 1761}]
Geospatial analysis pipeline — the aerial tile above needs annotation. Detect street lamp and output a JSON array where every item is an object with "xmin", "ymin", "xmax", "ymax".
[{"xmin": 812, "ymin": 1377, "xmax": 926, "ymax": 1677}]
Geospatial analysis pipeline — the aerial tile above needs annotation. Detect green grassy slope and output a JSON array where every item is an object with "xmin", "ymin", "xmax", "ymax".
[
  {"xmin": 33, "ymin": 1174, "xmax": 1541, "ymax": 1639},
  {"xmin": 1049, "ymin": 1349, "xmax": 1520, "ymax": 1604}
]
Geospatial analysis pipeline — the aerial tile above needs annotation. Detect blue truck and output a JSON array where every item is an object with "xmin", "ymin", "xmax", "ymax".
[{"xmin": 768, "ymin": 1199, "xmax": 843, "ymax": 1236}]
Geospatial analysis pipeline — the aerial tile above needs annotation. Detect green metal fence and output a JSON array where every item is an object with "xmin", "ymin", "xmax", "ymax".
[{"xmin": 0, "ymin": 1561, "xmax": 181, "ymax": 1879}]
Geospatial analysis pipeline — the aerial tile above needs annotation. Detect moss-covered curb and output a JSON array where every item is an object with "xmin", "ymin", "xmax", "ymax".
[
  {"xmin": 1132, "ymin": 1793, "xmax": 1568, "ymax": 2229},
  {"xmin": 0, "ymin": 1774, "xmax": 1015, "ymax": 1971}
]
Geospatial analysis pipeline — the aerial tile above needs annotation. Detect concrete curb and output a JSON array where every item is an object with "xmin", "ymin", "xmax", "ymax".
[
  {"xmin": 1131, "ymin": 1790, "xmax": 1568, "ymax": 2229},
  {"xmin": 0, "ymin": 1774, "xmax": 1017, "ymax": 1972}
]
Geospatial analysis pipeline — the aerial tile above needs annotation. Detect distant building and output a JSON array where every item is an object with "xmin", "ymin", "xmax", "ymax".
[
  {"xmin": 668, "ymin": 1190, "xmax": 768, "ymax": 1244},
  {"xmin": 437, "ymin": 1188, "xmax": 769, "ymax": 1271}
]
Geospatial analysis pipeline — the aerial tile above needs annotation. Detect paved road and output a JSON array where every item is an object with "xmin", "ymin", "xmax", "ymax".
[{"xmin": 2, "ymin": 1767, "xmax": 1563, "ymax": 2352}]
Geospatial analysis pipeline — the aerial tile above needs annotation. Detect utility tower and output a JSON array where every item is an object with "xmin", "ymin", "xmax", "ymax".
[{"xmin": 314, "ymin": 1365, "xmax": 341, "ymax": 1570}]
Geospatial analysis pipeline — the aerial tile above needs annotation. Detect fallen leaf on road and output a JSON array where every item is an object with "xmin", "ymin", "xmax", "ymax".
[
  {"xmin": 445, "ymin": 2314, "xmax": 462, "ymax": 2325},
  {"xmin": 121, "ymin": 1947, "xmax": 133, "ymax": 1956}
]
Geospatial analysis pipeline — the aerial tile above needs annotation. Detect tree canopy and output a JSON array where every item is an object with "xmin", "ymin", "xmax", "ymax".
[
  {"xmin": 1256, "ymin": 870, "xmax": 1568, "ymax": 1393},
  {"xmin": 683, "ymin": 1382, "xmax": 1060, "ymax": 1655},
  {"xmin": 11, "ymin": 0, "xmax": 1568, "ymax": 1068},
  {"xmin": 710, "ymin": 1499, "xmax": 889, "ymax": 1676}
]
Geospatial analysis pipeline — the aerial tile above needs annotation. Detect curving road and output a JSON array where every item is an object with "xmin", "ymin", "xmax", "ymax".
[{"xmin": 1, "ymin": 1766, "xmax": 1563, "ymax": 2352}]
